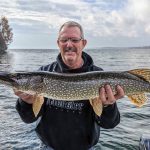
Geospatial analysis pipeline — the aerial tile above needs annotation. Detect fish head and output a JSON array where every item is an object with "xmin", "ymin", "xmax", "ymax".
[
  {"xmin": 0, "ymin": 72, "xmax": 19, "ymax": 88},
  {"xmin": 0, "ymin": 72, "xmax": 44, "ymax": 93},
  {"xmin": 11, "ymin": 73, "xmax": 44, "ymax": 93}
]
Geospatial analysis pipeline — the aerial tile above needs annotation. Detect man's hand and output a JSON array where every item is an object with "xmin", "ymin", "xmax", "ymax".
[
  {"xmin": 14, "ymin": 89, "xmax": 36, "ymax": 104},
  {"xmin": 100, "ymin": 85, "xmax": 125, "ymax": 106}
]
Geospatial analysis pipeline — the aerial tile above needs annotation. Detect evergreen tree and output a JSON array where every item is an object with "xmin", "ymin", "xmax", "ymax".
[{"xmin": 0, "ymin": 16, "xmax": 13, "ymax": 51}]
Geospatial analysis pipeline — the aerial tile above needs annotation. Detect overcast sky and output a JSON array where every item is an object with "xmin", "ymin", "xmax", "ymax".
[{"xmin": 1, "ymin": 0, "xmax": 150, "ymax": 49}]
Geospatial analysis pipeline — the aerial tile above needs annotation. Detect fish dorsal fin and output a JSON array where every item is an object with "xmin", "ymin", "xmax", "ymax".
[
  {"xmin": 128, "ymin": 69, "xmax": 150, "ymax": 82},
  {"xmin": 32, "ymin": 94, "xmax": 44, "ymax": 117},
  {"xmin": 89, "ymin": 97, "xmax": 102, "ymax": 117},
  {"xmin": 128, "ymin": 93, "xmax": 148, "ymax": 107}
]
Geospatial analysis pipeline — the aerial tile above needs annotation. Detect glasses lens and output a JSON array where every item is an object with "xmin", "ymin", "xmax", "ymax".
[
  {"xmin": 71, "ymin": 38, "xmax": 82, "ymax": 43},
  {"xmin": 59, "ymin": 38, "xmax": 68, "ymax": 43},
  {"xmin": 59, "ymin": 38, "xmax": 82, "ymax": 43}
]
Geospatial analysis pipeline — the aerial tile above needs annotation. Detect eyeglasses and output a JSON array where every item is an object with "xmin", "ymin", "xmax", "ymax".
[{"xmin": 58, "ymin": 37, "xmax": 83, "ymax": 44}]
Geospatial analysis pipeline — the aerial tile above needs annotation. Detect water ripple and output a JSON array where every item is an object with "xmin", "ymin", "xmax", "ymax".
[{"xmin": 1, "ymin": 48, "xmax": 150, "ymax": 149}]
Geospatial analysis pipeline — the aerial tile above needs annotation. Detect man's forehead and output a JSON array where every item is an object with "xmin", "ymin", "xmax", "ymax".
[
  {"xmin": 59, "ymin": 26, "xmax": 81, "ymax": 37},
  {"xmin": 60, "ymin": 26, "xmax": 80, "ymax": 32}
]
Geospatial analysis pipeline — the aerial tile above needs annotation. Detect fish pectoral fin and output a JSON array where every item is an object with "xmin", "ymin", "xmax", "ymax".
[
  {"xmin": 127, "ymin": 93, "xmax": 148, "ymax": 107},
  {"xmin": 89, "ymin": 97, "xmax": 103, "ymax": 117},
  {"xmin": 32, "ymin": 94, "xmax": 44, "ymax": 117}
]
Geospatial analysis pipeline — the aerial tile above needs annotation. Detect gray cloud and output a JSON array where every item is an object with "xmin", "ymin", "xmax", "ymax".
[{"xmin": 1, "ymin": 0, "xmax": 150, "ymax": 48}]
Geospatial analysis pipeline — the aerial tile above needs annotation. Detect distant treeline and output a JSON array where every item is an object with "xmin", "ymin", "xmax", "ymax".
[{"xmin": 130, "ymin": 46, "xmax": 150, "ymax": 49}]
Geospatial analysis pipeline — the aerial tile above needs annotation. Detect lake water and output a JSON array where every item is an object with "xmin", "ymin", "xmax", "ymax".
[{"xmin": 0, "ymin": 48, "xmax": 150, "ymax": 150}]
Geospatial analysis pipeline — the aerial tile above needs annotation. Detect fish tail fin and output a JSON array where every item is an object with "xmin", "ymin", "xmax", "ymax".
[{"xmin": 128, "ymin": 69, "xmax": 150, "ymax": 82}]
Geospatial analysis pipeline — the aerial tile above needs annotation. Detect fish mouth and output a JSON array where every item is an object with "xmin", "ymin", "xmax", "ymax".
[{"xmin": 0, "ymin": 72, "xmax": 19, "ymax": 87}]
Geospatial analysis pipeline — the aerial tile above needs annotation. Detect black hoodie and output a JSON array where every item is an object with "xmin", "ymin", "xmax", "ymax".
[{"xmin": 16, "ymin": 52, "xmax": 120, "ymax": 150}]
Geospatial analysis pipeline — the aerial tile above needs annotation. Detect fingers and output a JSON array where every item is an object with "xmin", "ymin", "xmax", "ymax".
[
  {"xmin": 114, "ymin": 85, "xmax": 125, "ymax": 100},
  {"xmin": 99, "ymin": 85, "xmax": 125, "ymax": 106},
  {"xmin": 100, "ymin": 85, "xmax": 115, "ymax": 105},
  {"xmin": 99, "ymin": 87, "xmax": 107, "ymax": 104},
  {"xmin": 105, "ymin": 85, "xmax": 115, "ymax": 103},
  {"xmin": 13, "ymin": 89, "xmax": 24, "ymax": 96},
  {"xmin": 13, "ymin": 89, "xmax": 35, "ymax": 104}
]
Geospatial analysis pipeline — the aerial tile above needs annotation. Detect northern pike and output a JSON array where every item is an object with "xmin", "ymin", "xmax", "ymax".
[{"xmin": 0, "ymin": 69, "xmax": 150, "ymax": 117}]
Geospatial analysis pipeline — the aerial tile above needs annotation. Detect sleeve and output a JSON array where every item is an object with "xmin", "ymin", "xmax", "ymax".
[
  {"xmin": 16, "ymin": 98, "xmax": 37, "ymax": 123},
  {"xmin": 96, "ymin": 103, "xmax": 120, "ymax": 129}
]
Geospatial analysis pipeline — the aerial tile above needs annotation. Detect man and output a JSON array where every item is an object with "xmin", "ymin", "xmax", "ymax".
[{"xmin": 15, "ymin": 21, "xmax": 124, "ymax": 150}]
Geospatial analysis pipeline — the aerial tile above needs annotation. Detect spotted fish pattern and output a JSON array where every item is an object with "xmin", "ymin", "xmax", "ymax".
[{"xmin": 0, "ymin": 69, "xmax": 150, "ymax": 117}]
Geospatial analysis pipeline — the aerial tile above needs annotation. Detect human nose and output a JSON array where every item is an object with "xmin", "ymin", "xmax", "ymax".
[{"xmin": 66, "ymin": 39, "xmax": 73, "ymax": 47}]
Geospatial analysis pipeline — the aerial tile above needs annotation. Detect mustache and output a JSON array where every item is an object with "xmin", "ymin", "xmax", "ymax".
[{"xmin": 64, "ymin": 47, "xmax": 77, "ymax": 52}]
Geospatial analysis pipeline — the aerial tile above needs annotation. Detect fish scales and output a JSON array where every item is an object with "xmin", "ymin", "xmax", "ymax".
[
  {"xmin": 0, "ymin": 69, "xmax": 150, "ymax": 116},
  {"xmin": 28, "ymin": 72, "xmax": 150, "ymax": 99},
  {"xmin": 41, "ymin": 72, "xmax": 149, "ymax": 100},
  {"xmin": 43, "ymin": 77, "xmax": 99, "ymax": 100},
  {"xmin": 0, "ymin": 70, "xmax": 150, "ymax": 100}
]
